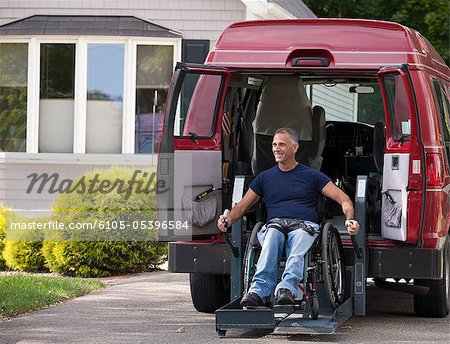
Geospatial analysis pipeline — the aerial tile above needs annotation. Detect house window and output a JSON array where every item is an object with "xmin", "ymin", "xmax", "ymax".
[
  {"xmin": 0, "ymin": 43, "xmax": 28, "ymax": 152},
  {"xmin": 86, "ymin": 43, "xmax": 124, "ymax": 154},
  {"xmin": 39, "ymin": 43, "xmax": 75, "ymax": 153},
  {"xmin": 135, "ymin": 45, "xmax": 173, "ymax": 154},
  {"xmin": 0, "ymin": 37, "xmax": 178, "ymax": 156}
]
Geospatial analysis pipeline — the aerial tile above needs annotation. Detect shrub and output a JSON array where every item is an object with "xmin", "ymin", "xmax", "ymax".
[
  {"xmin": 1, "ymin": 209, "xmax": 47, "ymax": 272},
  {"xmin": 42, "ymin": 166, "xmax": 167, "ymax": 277},
  {"xmin": 42, "ymin": 241, "xmax": 167, "ymax": 277},
  {"xmin": 0, "ymin": 205, "xmax": 6, "ymax": 270},
  {"xmin": 2, "ymin": 241, "xmax": 46, "ymax": 272}
]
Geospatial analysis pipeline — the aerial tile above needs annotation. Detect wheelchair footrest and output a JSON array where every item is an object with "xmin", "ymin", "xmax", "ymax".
[{"xmin": 273, "ymin": 301, "xmax": 307, "ymax": 312}]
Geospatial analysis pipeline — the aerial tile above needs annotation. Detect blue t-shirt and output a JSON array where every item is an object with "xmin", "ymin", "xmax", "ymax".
[{"xmin": 249, "ymin": 164, "xmax": 331, "ymax": 224}]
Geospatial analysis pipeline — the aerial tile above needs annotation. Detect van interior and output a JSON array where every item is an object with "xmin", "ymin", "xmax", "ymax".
[{"xmin": 217, "ymin": 72, "xmax": 386, "ymax": 238}]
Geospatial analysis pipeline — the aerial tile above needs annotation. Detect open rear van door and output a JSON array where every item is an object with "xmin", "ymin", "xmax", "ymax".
[
  {"xmin": 158, "ymin": 63, "xmax": 230, "ymax": 241},
  {"xmin": 377, "ymin": 65, "xmax": 424, "ymax": 243}
]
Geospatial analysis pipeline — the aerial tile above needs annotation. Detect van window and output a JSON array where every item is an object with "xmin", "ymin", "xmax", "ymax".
[
  {"xmin": 432, "ymin": 79, "xmax": 450, "ymax": 157},
  {"xmin": 356, "ymin": 84, "xmax": 384, "ymax": 125},
  {"xmin": 382, "ymin": 74, "xmax": 411, "ymax": 142},
  {"xmin": 175, "ymin": 73, "xmax": 223, "ymax": 138}
]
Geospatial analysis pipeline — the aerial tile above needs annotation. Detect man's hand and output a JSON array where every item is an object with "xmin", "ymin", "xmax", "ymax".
[
  {"xmin": 217, "ymin": 209, "xmax": 230, "ymax": 232},
  {"xmin": 345, "ymin": 219, "xmax": 359, "ymax": 236}
]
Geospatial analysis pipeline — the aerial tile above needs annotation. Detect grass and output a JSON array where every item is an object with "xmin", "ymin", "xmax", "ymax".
[{"xmin": 0, "ymin": 274, "xmax": 104, "ymax": 319}]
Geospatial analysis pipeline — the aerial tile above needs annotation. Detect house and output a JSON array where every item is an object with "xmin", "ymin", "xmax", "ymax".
[
  {"xmin": 0, "ymin": 0, "xmax": 315, "ymax": 214},
  {"xmin": 0, "ymin": 1, "xmax": 353, "ymax": 214}
]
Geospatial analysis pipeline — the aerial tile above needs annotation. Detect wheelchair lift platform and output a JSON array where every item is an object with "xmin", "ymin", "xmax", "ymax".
[{"xmin": 216, "ymin": 280, "xmax": 354, "ymax": 336}]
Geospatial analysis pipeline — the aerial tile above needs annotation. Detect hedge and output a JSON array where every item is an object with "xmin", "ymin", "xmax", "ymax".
[
  {"xmin": 41, "ymin": 241, "xmax": 167, "ymax": 277},
  {"xmin": 2, "ymin": 241, "xmax": 46, "ymax": 272},
  {"xmin": 0, "ymin": 206, "xmax": 6, "ymax": 270},
  {"xmin": 1, "ymin": 208, "xmax": 48, "ymax": 272},
  {"xmin": 0, "ymin": 167, "xmax": 168, "ymax": 276},
  {"xmin": 41, "ymin": 166, "xmax": 167, "ymax": 277}
]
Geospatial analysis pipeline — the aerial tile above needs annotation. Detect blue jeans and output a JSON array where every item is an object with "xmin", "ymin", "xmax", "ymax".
[{"xmin": 248, "ymin": 219, "xmax": 319, "ymax": 301}]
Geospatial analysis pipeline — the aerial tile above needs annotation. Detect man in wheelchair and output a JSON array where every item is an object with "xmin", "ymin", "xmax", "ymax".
[{"xmin": 217, "ymin": 127, "xmax": 359, "ymax": 308}]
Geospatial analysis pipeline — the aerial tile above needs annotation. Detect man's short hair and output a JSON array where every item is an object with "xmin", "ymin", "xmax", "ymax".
[{"xmin": 275, "ymin": 127, "xmax": 299, "ymax": 144}]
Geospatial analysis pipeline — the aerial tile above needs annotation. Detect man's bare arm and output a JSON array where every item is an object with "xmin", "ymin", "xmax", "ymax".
[
  {"xmin": 217, "ymin": 189, "xmax": 261, "ymax": 232},
  {"xmin": 322, "ymin": 181, "xmax": 359, "ymax": 235}
]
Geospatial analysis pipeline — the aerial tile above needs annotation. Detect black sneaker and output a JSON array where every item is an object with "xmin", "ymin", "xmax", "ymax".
[
  {"xmin": 275, "ymin": 288, "xmax": 294, "ymax": 305},
  {"xmin": 240, "ymin": 292, "xmax": 264, "ymax": 307}
]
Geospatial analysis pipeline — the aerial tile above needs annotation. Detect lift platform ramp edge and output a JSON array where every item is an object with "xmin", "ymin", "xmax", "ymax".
[{"xmin": 215, "ymin": 176, "xmax": 367, "ymax": 337}]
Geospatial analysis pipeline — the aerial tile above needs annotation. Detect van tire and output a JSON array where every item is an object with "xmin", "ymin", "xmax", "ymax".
[
  {"xmin": 414, "ymin": 237, "xmax": 450, "ymax": 317},
  {"xmin": 189, "ymin": 273, "xmax": 230, "ymax": 313}
]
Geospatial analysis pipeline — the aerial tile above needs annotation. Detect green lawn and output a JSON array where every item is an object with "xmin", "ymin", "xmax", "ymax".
[{"xmin": 0, "ymin": 274, "xmax": 104, "ymax": 318}]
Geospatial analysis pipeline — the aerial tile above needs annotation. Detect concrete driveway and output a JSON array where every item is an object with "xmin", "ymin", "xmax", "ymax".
[{"xmin": 0, "ymin": 271, "xmax": 449, "ymax": 343}]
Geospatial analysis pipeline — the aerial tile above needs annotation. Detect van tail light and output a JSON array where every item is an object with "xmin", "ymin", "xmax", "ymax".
[{"xmin": 426, "ymin": 153, "xmax": 444, "ymax": 187}]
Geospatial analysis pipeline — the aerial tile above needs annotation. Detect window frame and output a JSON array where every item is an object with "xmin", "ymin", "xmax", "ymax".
[
  {"xmin": 0, "ymin": 35, "xmax": 181, "ymax": 157},
  {"xmin": 431, "ymin": 77, "xmax": 450, "ymax": 163},
  {"xmin": 380, "ymin": 72, "xmax": 412, "ymax": 142},
  {"xmin": 132, "ymin": 40, "xmax": 178, "ymax": 154},
  {"xmin": 0, "ymin": 39, "xmax": 30, "ymax": 153},
  {"xmin": 38, "ymin": 40, "xmax": 77, "ymax": 153}
]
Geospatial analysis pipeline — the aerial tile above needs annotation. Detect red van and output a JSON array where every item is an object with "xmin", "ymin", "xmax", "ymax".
[{"xmin": 157, "ymin": 18, "xmax": 450, "ymax": 318}]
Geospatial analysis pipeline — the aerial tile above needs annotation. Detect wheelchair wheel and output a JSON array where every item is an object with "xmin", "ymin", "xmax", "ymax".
[
  {"xmin": 243, "ymin": 222, "xmax": 264, "ymax": 293},
  {"xmin": 322, "ymin": 222, "xmax": 346, "ymax": 309}
]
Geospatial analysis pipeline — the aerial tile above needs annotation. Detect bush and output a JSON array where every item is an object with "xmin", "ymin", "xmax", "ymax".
[
  {"xmin": 1, "ymin": 209, "xmax": 47, "ymax": 272},
  {"xmin": 42, "ymin": 166, "xmax": 167, "ymax": 277},
  {"xmin": 42, "ymin": 241, "xmax": 167, "ymax": 277},
  {"xmin": 2, "ymin": 241, "xmax": 46, "ymax": 272},
  {"xmin": 0, "ymin": 205, "xmax": 6, "ymax": 270}
]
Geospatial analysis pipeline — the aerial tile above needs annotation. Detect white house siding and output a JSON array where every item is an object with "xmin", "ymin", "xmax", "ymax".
[
  {"xmin": 0, "ymin": 156, "xmax": 155, "ymax": 216},
  {"xmin": 0, "ymin": 162, "xmax": 98, "ymax": 216},
  {"xmin": 311, "ymin": 84, "xmax": 357, "ymax": 122},
  {"xmin": 0, "ymin": 0, "xmax": 247, "ymax": 47}
]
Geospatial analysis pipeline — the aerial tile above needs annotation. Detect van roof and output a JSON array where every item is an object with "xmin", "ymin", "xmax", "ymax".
[{"xmin": 208, "ymin": 18, "xmax": 449, "ymax": 79}]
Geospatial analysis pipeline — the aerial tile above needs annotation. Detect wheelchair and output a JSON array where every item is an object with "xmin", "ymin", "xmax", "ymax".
[{"xmin": 242, "ymin": 220, "xmax": 346, "ymax": 319}]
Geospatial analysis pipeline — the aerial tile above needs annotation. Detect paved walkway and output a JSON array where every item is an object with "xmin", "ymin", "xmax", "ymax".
[
  {"xmin": 0, "ymin": 271, "xmax": 220, "ymax": 344},
  {"xmin": 1, "ymin": 271, "xmax": 450, "ymax": 344}
]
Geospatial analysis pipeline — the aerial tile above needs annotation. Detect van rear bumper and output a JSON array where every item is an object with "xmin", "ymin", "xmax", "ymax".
[
  {"xmin": 367, "ymin": 247, "xmax": 443, "ymax": 279},
  {"xmin": 168, "ymin": 242, "xmax": 231, "ymax": 274},
  {"xmin": 169, "ymin": 243, "xmax": 443, "ymax": 279}
]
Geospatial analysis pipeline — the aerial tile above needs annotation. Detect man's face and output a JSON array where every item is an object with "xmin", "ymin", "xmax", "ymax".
[{"xmin": 272, "ymin": 132, "xmax": 299, "ymax": 163}]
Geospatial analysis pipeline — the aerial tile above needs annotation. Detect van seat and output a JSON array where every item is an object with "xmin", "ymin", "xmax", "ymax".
[
  {"xmin": 309, "ymin": 105, "xmax": 326, "ymax": 170},
  {"xmin": 253, "ymin": 134, "xmax": 316, "ymax": 175},
  {"xmin": 251, "ymin": 76, "xmax": 316, "ymax": 175}
]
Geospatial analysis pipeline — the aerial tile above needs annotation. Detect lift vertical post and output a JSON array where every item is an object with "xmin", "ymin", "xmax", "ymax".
[
  {"xmin": 353, "ymin": 175, "xmax": 367, "ymax": 315},
  {"xmin": 230, "ymin": 217, "xmax": 242, "ymax": 301},
  {"xmin": 228, "ymin": 175, "xmax": 247, "ymax": 301}
]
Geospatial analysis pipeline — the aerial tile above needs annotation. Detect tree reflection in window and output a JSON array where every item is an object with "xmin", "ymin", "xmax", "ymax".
[
  {"xmin": 135, "ymin": 45, "xmax": 173, "ymax": 154},
  {"xmin": 0, "ymin": 43, "xmax": 27, "ymax": 152},
  {"xmin": 39, "ymin": 43, "xmax": 75, "ymax": 153}
]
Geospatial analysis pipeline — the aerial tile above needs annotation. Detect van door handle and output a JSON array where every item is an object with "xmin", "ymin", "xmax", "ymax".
[
  {"xmin": 392, "ymin": 155, "xmax": 399, "ymax": 170},
  {"xmin": 382, "ymin": 191, "xmax": 396, "ymax": 204}
]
